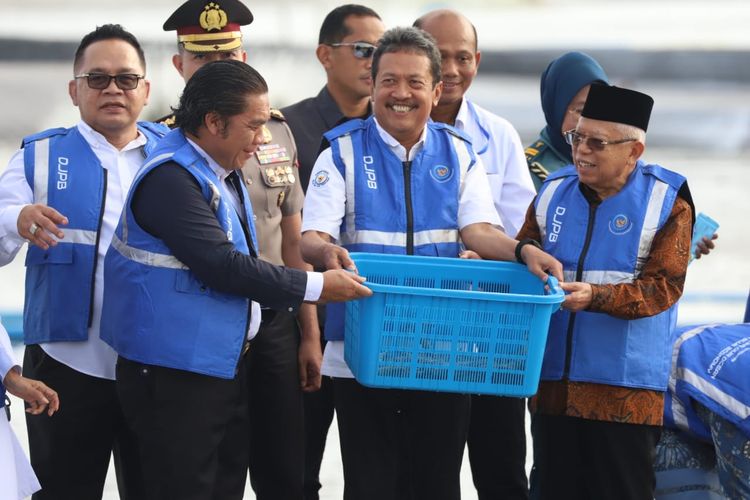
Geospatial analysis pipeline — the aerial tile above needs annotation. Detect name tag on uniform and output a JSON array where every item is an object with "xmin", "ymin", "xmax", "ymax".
[{"xmin": 255, "ymin": 144, "xmax": 291, "ymax": 165}]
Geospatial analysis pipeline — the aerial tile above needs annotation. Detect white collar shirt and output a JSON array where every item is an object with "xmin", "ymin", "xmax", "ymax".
[
  {"xmin": 454, "ymin": 97, "xmax": 536, "ymax": 237},
  {"xmin": 0, "ymin": 121, "xmax": 147, "ymax": 380}
]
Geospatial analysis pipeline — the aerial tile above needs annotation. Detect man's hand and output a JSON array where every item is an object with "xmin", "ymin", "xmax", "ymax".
[
  {"xmin": 560, "ymin": 282, "xmax": 593, "ymax": 312},
  {"xmin": 3, "ymin": 369, "xmax": 60, "ymax": 416},
  {"xmin": 520, "ymin": 244, "xmax": 563, "ymax": 283},
  {"xmin": 694, "ymin": 233, "xmax": 718, "ymax": 260},
  {"xmin": 321, "ymin": 243, "xmax": 357, "ymax": 272},
  {"xmin": 298, "ymin": 336, "xmax": 323, "ymax": 392},
  {"xmin": 459, "ymin": 250, "xmax": 481, "ymax": 260},
  {"xmin": 18, "ymin": 204, "xmax": 68, "ymax": 250},
  {"xmin": 317, "ymin": 270, "xmax": 372, "ymax": 303}
]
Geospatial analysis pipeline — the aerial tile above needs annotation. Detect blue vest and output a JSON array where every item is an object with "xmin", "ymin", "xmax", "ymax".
[
  {"xmin": 535, "ymin": 161, "xmax": 686, "ymax": 390},
  {"xmin": 21, "ymin": 122, "xmax": 167, "ymax": 344},
  {"xmin": 0, "ymin": 381, "xmax": 5, "ymax": 410},
  {"xmin": 664, "ymin": 323, "xmax": 750, "ymax": 441},
  {"xmin": 100, "ymin": 129, "xmax": 259, "ymax": 379},
  {"xmin": 322, "ymin": 117, "xmax": 474, "ymax": 340}
]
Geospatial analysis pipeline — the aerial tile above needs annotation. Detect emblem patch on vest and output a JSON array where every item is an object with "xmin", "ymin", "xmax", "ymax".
[
  {"xmin": 430, "ymin": 164, "xmax": 453, "ymax": 183},
  {"xmin": 312, "ymin": 170, "xmax": 330, "ymax": 187},
  {"xmin": 609, "ymin": 214, "xmax": 633, "ymax": 235}
]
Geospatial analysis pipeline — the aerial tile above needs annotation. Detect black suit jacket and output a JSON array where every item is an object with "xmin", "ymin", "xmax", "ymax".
[
  {"xmin": 131, "ymin": 162, "xmax": 307, "ymax": 312},
  {"xmin": 281, "ymin": 86, "xmax": 346, "ymax": 193}
]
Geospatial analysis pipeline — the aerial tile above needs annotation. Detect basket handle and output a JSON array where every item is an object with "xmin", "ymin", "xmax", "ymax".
[{"xmin": 545, "ymin": 276, "xmax": 563, "ymax": 297}]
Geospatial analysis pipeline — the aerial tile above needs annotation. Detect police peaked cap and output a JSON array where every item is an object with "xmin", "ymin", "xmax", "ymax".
[
  {"xmin": 163, "ymin": 0, "xmax": 253, "ymax": 53},
  {"xmin": 581, "ymin": 83, "xmax": 654, "ymax": 132}
]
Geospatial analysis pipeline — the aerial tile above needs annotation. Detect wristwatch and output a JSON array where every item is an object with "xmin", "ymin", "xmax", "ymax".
[{"xmin": 515, "ymin": 238, "xmax": 542, "ymax": 264}]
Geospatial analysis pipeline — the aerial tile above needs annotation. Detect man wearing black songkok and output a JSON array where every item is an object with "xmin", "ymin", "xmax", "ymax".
[{"xmin": 518, "ymin": 83, "xmax": 695, "ymax": 500}]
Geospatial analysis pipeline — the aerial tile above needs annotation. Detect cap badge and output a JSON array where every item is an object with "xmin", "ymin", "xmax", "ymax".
[{"xmin": 200, "ymin": 2, "xmax": 229, "ymax": 32}]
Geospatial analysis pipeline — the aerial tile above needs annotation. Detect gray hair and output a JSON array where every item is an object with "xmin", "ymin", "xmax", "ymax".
[{"xmin": 371, "ymin": 26, "xmax": 442, "ymax": 87}]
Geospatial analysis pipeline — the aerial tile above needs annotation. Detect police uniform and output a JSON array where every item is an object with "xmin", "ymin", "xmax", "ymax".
[
  {"xmin": 160, "ymin": 2, "xmax": 310, "ymax": 497},
  {"xmin": 524, "ymin": 128, "xmax": 570, "ymax": 192}
]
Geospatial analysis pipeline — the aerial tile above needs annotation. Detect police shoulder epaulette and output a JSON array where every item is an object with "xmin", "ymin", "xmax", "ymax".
[
  {"xmin": 22, "ymin": 127, "xmax": 69, "ymax": 147},
  {"xmin": 524, "ymin": 140, "xmax": 547, "ymax": 162},
  {"xmin": 270, "ymin": 108, "xmax": 286, "ymax": 122},
  {"xmin": 156, "ymin": 113, "xmax": 177, "ymax": 129}
]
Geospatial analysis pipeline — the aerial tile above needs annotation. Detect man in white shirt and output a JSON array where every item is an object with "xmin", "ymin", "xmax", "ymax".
[
  {"xmin": 300, "ymin": 26, "xmax": 561, "ymax": 500},
  {"xmin": 414, "ymin": 12, "xmax": 537, "ymax": 499},
  {"xmin": 0, "ymin": 25, "xmax": 165, "ymax": 499}
]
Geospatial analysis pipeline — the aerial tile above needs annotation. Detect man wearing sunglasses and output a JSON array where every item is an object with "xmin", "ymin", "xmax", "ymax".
[
  {"xmin": 414, "ymin": 11, "xmax": 536, "ymax": 500},
  {"xmin": 516, "ymin": 83, "xmax": 695, "ymax": 499},
  {"xmin": 281, "ymin": 5, "xmax": 385, "ymax": 499},
  {"xmin": 159, "ymin": 0, "xmax": 323, "ymax": 498},
  {"xmin": 0, "ymin": 24, "xmax": 166, "ymax": 499}
]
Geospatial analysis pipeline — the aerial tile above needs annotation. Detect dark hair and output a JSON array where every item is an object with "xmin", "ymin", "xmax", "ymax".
[
  {"xmin": 174, "ymin": 59, "xmax": 268, "ymax": 136},
  {"xmin": 74, "ymin": 24, "xmax": 146, "ymax": 73},
  {"xmin": 413, "ymin": 11, "xmax": 479, "ymax": 52},
  {"xmin": 371, "ymin": 27, "xmax": 441, "ymax": 87},
  {"xmin": 318, "ymin": 4, "xmax": 381, "ymax": 45}
]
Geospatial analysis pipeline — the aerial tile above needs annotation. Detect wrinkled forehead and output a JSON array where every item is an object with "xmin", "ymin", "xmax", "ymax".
[
  {"xmin": 376, "ymin": 49, "xmax": 432, "ymax": 78},
  {"xmin": 575, "ymin": 116, "xmax": 621, "ymax": 138}
]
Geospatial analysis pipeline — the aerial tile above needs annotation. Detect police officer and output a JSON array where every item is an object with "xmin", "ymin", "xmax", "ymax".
[{"xmin": 161, "ymin": 1, "xmax": 321, "ymax": 497}]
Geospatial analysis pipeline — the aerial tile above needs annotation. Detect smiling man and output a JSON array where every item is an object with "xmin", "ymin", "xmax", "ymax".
[
  {"xmin": 517, "ymin": 83, "xmax": 695, "ymax": 500},
  {"xmin": 0, "ymin": 24, "xmax": 166, "ymax": 500},
  {"xmin": 101, "ymin": 59, "xmax": 371, "ymax": 500},
  {"xmin": 300, "ymin": 26, "xmax": 562, "ymax": 500}
]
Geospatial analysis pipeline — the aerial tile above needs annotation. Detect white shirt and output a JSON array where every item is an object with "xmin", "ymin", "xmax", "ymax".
[
  {"xmin": 186, "ymin": 138, "xmax": 323, "ymax": 341},
  {"xmin": 455, "ymin": 98, "xmax": 536, "ymax": 237},
  {"xmin": 302, "ymin": 119, "xmax": 501, "ymax": 378},
  {"xmin": 0, "ymin": 121, "xmax": 147, "ymax": 380},
  {"xmin": 0, "ymin": 319, "xmax": 41, "ymax": 499}
]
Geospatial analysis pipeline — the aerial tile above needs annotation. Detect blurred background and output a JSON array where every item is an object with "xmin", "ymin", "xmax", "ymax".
[{"xmin": 1, "ymin": 0, "xmax": 748, "ymax": 498}]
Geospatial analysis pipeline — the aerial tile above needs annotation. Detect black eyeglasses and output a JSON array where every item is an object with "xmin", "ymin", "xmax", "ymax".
[
  {"xmin": 74, "ymin": 72, "xmax": 145, "ymax": 90},
  {"xmin": 564, "ymin": 130, "xmax": 636, "ymax": 151},
  {"xmin": 327, "ymin": 42, "xmax": 377, "ymax": 59}
]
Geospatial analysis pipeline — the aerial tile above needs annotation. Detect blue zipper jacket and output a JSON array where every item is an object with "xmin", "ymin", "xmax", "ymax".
[
  {"xmin": 21, "ymin": 122, "xmax": 167, "ymax": 344},
  {"xmin": 101, "ymin": 129, "xmax": 259, "ymax": 379},
  {"xmin": 535, "ymin": 161, "xmax": 686, "ymax": 390},
  {"xmin": 322, "ymin": 117, "xmax": 474, "ymax": 340}
]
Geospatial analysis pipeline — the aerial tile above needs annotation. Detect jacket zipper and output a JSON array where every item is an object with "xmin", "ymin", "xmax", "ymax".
[
  {"xmin": 562, "ymin": 201, "xmax": 597, "ymax": 379},
  {"xmin": 402, "ymin": 160, "xmax": 414, "ymax": 255},
  {"xmin": 88, "ymin": 169, "xmax": 107, "ymax": 327}
]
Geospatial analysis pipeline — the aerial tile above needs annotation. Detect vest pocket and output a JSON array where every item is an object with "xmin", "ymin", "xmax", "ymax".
[
  {"xmin": 24, "ymin": 243, "xmax": 74, "ymax": 266},
  {"xmin": 174, "ymin": 270, "xmax": 210, "ymax": 295}
]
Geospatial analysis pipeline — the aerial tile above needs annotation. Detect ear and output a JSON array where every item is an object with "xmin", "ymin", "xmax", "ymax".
[
  {"xmin": 172, "ymin": 53, "xmax": 185, "ymax": 78},
  {"xmin": 474, "ymin": 50, "xmax": 482, "ymax": 71},
  {"xmin": 316, "ymin": 44, "xmax": 332, "ymax": 70},
  {"xmin": 68, "ymin": 79, "xmax": 78, "ymax": 106},
  {"xmin": 432, "ymin": 81, "xmax": 443, "ymax": 107},
  {"xmin": 240, "ymin": 50, "xmax": 248, "ymax": 63},
  {"xmin": 204, "ymin": 112, "xmax": 224, "ymax": 136},
  {"xmin": 629, "ymin": 141, "xmax": 645, "ymax": 162},
  {"xmin": 142, "ymin": 79, "xmax": 151, "ymax": 106}
]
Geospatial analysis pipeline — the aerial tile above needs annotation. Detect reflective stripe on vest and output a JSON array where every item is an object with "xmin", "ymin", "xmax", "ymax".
[
  {"xmin": 33, "ymin": 138, "xmax": 50, "ymax": 205},
  {"xmin": 110, "ymin": 234, "xmax": 187, "ymax": 270},
  {"xmin": 538, "ymin": 176, "xmax": 671, "ymax": 281}
]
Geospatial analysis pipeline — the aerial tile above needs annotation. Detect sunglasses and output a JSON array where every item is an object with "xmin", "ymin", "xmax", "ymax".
[
  {"xmin": 564, "ymin": 130, "xmax": 636, "ymax": 151},
  {"xmin": 74, "ymin": 72, "xmax": 145, "ymax": 90},
  {"xmin": 327, "ymin": 42, "xmax": 377, "ymax": 59}
]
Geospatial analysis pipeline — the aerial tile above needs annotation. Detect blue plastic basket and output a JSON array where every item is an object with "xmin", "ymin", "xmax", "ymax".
[{"xmin": 344, "ymin": 253, "xmax": 564, "ymax": 397}]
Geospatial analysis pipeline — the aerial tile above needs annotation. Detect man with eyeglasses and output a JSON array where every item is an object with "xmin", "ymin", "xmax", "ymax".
[
  {"xmin": 0, "ymin": 24, "xmax": 166, "ymax": 499},
  {"xmin": 414, "ymin": 11, "xmax": 536, "ymax": 500},
  {"xmin": 516, "ymin": 83, "xmax": 695, "ymax": 499},
  {"xmin": 158, "ymin": 1, "xmax": 324, "ymax": 498},
  {"xmin": 281, "ymin": 5, "xmax": 384, "ymax": 499}
]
